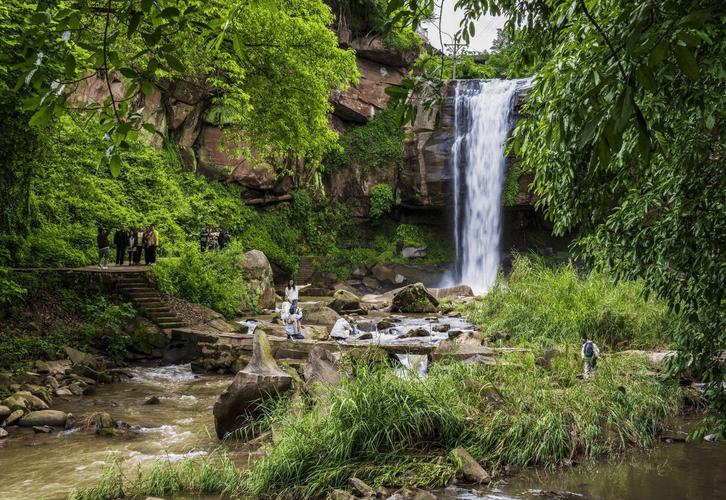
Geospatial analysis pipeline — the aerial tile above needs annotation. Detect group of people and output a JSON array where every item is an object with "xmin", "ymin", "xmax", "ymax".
[
  {"xmin": 97, "ymin": 225, "xmax": 159, "ymax": 269},
  {"xmin": 280, "ymin": 280, "xmax": 311, "ymax": 339},
  {"xmin": 199, "ymin": 226, "xmax": 230, "ymax": 252}
]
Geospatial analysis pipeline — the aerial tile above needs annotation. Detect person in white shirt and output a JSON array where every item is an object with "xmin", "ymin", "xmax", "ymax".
[
  {"xmin": 581, "ymin": 339, "xmax": 601, "ymax": 379},
  {"xmin": 280, "ymin": 300, "xmax": 304, "ymax": 339},
  {"xmin": 284, "ymin": 279, "xmax": 311, "ymax": 312}
]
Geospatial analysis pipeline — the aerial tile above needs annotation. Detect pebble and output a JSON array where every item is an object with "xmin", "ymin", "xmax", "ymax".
[
  {"xmin": 33, "ymin": 425, "xmax": 53, "ymax": 433},
  {"xmin": 0, "ymin": 428, "xmax": 8, "ymax": 438}
]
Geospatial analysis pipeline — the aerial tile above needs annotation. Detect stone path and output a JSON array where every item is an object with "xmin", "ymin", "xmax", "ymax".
[{"xmin": 12, "ymin": 265, "xmax": 150, "ymax": 274}]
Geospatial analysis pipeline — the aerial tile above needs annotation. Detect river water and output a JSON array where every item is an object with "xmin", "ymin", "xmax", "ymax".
[
  {"xmin": 1, "ymin": 364, "xmax": 724, "ymax": 499},
  {"xmin": 0, "ymin": 364, "xmax": 232, "ymax": 500}
]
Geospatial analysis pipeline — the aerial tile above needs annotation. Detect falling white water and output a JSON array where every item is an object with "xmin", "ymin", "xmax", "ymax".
[{"xmin": 450, "ymin": 79, "xmax": 530, "ymax": 294}]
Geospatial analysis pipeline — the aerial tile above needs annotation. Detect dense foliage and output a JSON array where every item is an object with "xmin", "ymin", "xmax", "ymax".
[
  {"xmin": 152, "ymin": 242, "xmax": 254, "ymax": 318},
  {"xmin": 461, "ymin": 256, "xmax": 675, "ymax": 349},
  {"xmin": 326, "ymin": 109, "xmax": 406, "ymax": 174},
  {"xmin": 368, "ymin": 183, "xmax": 394, "ymax": 218},
  {"xmin": 11, "ymin": 0, "xmax": 358, "ymax": 172},
  {"xmin": 395, "ymin": 0, "xmax": 726, "ymax": 436}
]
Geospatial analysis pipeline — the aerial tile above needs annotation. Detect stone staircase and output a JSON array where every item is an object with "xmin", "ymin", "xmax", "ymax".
[
  {"xmin": 296, "ymin": 257, "xmax": 316, "ymax": 284},
  {"xmin": 117, "ymin": 274, "xmax": 187, "ymax": 330}
]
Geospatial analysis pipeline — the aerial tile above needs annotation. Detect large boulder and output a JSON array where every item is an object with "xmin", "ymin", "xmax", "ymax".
[
  {"xmin": 328, "ymin": 289, "xmax": 362, "ymax": 314},
  {"xmin": 213, "ymin": 332, "xmax": 293, "ymax": 439},
  {"xmin": 390, "ymin": 283, "xmax": 439, "ymax": 314},
  {"xmin": 330, "ymin": 58, "xmax": 406, "ymax": 123},
  {"xmin": 428, "ymin": 285, "xmax": 475, "ymax": 299},
  {"xmin": 238, "ymin": 250, "xmax": 276, "ymax": 311},
  {"xmin": 303, "ymin": 346, "xmax": 343, "ymax": 386},
  {"xmin": 0, "ymin": 405, "xmax": 11, "ymax": 420},
  {"xmin": 303, "ymin": 303, "xmax": 342, "ymax": 329},
  {"xmin": 18, "ymin": 410, "xmax": 68, "ymax": 427}
]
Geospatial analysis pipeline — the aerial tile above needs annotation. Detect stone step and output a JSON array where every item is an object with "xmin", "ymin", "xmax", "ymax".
[
  {"xmin": 129, "ymin": 292, "xmax": 161, "ymax": 299},
  {"xmin": 157, "ymin": 322, "xmax": 187, "ymax": 329},
  {"xmin": 148, "ymin": 314, "xmax": 177, "ymax": 321},
  {"xmin": 140, "ymin": 306, "xmax": 170, "ymax": 313}
]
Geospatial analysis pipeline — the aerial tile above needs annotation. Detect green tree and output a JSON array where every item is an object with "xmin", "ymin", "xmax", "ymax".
[
  {"xmin": 393, "ymin": 0, "xmax": 726, "ymax": 436},
  {"xmin": 13, "ymin": 0, "xmax": 358, "ymax": 173}
]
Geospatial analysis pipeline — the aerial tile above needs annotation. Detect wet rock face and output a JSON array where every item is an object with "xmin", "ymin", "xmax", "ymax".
[
  {"xmin": 213, "ymin": 332, "xmax": 293, "ymax": 439},
  {"xmin": 390, "ymin": 283, "xmax": 439, "ymax": 314}
]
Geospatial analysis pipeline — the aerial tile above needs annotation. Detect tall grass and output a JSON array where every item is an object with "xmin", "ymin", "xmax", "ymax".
[
  {"xmin": 246, "ymin": 353, "xmax": 682, "ymax": 497},
  {"xmin": 461, "ymin": 255, "xmax": 676, "ymax": 349},
  {"xmin": 68, "ymin": 451, "xmax": 244, "ymax": 500}
]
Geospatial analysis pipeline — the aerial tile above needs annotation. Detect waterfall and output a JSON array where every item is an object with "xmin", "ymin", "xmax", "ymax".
[{"xmin": 450, "ymin": 78, "xmax": 529, "ymax": 294}]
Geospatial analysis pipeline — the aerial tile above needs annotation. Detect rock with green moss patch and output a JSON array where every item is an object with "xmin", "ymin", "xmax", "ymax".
[
  {"xmin": 18, "ymin": 410, "xmax": 68, "ymax": 427},
  {"xmin": 451, "ymin": 447, "xmax": 490, "ymax": 484},
  {"xmin": 390, "ymin": 283, "xmax": 439, "ymax": 313}
]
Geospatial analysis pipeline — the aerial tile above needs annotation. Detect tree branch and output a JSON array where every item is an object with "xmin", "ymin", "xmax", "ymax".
[
  {"xmin": 102, "ymin": 0, "xmax": 120, "ymax": 122},
  {"xmin": 578, "ymin": 0, "xmax": 627, "ymax": 81}
]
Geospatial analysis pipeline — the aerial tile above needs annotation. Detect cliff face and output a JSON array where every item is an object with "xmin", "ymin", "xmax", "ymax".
[{"xmin": 399, "ymin": 82, "xmax": 533, "ymax": 210}]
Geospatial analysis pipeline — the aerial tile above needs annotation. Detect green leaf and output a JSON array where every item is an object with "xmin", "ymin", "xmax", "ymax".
[
  {"xmin": 142, "ymin": 123, "xmax": 157, "ymax": 134},
  {"xmin": 109, "ymin": 154, "xmax": 122, "ymax": 177},
  {"xmin": 673, "ymin": 45, "xmax": 700, "ymax": 80},
  {"xmin": 468, "ymin": 22, "xmax": 475, "ymax": 37},
  {"xmin": 635, "ymin": 66, "xmax": 657, "ymax": 91},
  {"xmin": 164, "ymin": 54, "xmax": 185, "ymax": 73},
  {"xmin": 577, "ymin": 115, "xmax": 600, "ymax": 148},
  {"xmin": 128, "ymin": 11, "xmax": 142, "ymax": 36},
  {"xmin": 64, "ymin": 54, "xmax": 76, "ymax": 80},
  {"xmin": 648, "ymin": 41, "xmax": 668, "ymax": 66},
  {"xmin": 119, "ymin": 67, "xmax": 138, "ymax": 78},
  {"xmin": 28, "ymin": 106, "xmax": 52, "ymax": 127},
  {"xmin": 141, "ymin": 80, "xmax": 154, "ymax": 96},
  {"xmin": 140, "ymin": 0, "xmax": 154, "ymax": 13}
]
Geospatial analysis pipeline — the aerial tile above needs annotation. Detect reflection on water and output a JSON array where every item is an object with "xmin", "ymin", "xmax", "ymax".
[
  {"xmin": 0, "ymin": 364, "xmax": 232, "ymax": 500},
  {"xmin": 440, "ymin": 439, "xmax": 726, "ymax": 500}
]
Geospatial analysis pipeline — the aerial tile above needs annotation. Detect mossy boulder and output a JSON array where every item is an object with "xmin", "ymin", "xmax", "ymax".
[
  {"xmin": 238, "ymin": 249, "xmax": 276, "ymax": 312},
  {"xmin": 18, "ymin": 410, "xmax": 68, "ymax": 427},
  {"xmin": 328, "ymin": 289, "xmax": 362, "ymax": 314},
  {"xmin": 390, "ymin": 283, "xmax": 439, "ymax": 313}
]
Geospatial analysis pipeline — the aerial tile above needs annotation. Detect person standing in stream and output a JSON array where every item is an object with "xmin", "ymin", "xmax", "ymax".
[{"xmin": 113, "ymin": 225, "xmax": 128, "ymax": 266}]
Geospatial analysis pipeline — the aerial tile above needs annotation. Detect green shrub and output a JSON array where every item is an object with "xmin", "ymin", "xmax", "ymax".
[
  {"xmin": 460, "ymin": 255, "xmax": 676, "ymax": 350},
  {"xmin": 153, "ymin": 241, "xmax": 254, "ymax": 317},
  {"xmin": 369, "ymin": 183, "xmax": 394, "ymax": 218},
  {"xmin": 326, "ymin": 109, "xmax": 405, "ymax": 173}
]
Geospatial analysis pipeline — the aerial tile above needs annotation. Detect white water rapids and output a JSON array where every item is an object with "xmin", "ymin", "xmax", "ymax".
[{"xmin": 450, "ymin": 78, "xmax": 530, "ymax": 294}]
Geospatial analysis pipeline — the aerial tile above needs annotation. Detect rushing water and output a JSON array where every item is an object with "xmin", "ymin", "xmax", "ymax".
[
  {"xmin": 450, "ymin": 79, "xmax": 530, "ymax": 294},
  {"xmin": 0, "ymin": 364, "xmax": 232, "ymax": 500}
]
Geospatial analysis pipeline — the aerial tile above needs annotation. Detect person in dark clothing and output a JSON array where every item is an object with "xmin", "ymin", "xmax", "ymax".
[
  {"xmin": 97, "ymin": 227, "xmax": 110, "ymax": 269},
  {"xmin": 200, "ymin": 226, "xmax": 209, "ymax": 252},
  {"xmin": 218, "ymin": 228, "xmax": 229, "ymax": 249},
  {"xmin": 114, "ymin": 225, "xmax": 128, "ymax": 266}
]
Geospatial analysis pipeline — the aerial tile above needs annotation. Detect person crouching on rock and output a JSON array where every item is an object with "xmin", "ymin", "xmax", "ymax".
[{"xmin": 281, "ymin": 300, "xmax": 304, "ymax": 340}]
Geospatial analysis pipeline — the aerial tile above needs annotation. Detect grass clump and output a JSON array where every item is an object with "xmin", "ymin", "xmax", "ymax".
[
  {"xmin": 246, "ymin": 353, "xmax": 681, "ymax": 497},
  {"xmin": 69, "ymin": 451, "xmax": 244, "ymax": 500},
  {"xmin": 460, "ymin": 255, "xmax": 676, "ymax": 350}
]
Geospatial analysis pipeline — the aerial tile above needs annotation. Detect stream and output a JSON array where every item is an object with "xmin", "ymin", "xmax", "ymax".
[
  {"xmin": 0, "ymin": 364, "xmax": 231, "ymax": 499},
  {"xmin": 1, "ymin": 357, "xmax": 725, "ymax": 499}
]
